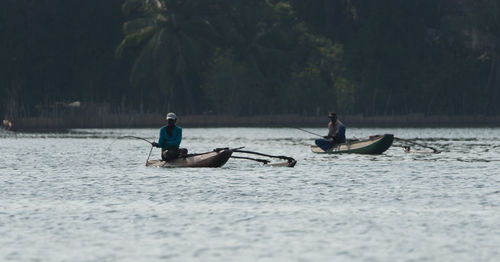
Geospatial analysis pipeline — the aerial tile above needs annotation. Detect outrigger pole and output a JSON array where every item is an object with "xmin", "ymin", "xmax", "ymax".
[
  {"xmin": 233, "ymin": 149, "xmax": 295, "ymax": 162},
  {"xmin": 224, "ymin": 148, "xmax": 296, "ymax": 167},
  {"xmin": 231, "ymin": 155, "xmax": 270, "ymax": 164},
  {"xmin": 394, "ymin": 137, "xmax": 440, "ymax": 153}
]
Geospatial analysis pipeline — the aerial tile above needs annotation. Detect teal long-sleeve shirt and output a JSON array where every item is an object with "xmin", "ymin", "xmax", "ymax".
[{"xmin": 158, "ymin": 125, "xmax": 182, "ymax": 151}]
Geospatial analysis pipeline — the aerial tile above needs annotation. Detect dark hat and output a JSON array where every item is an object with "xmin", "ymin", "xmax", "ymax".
[{"xmin": 328, "ymin": 112, "xmax": 337, "ymax": 118}]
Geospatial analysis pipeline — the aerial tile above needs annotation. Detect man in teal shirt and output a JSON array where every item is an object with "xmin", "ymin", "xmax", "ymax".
[{"xmin": 152, "ymin": 112, "xmax": 183, "ymax": 161}]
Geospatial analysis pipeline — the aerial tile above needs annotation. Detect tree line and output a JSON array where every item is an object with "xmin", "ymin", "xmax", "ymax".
[{"xmin": 1, "ymin": 0, "xmax": 499, "ymax": 119}]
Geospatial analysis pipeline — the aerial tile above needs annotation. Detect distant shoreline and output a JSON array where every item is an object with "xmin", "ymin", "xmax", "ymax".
[{"xmin": 5, "ymin": 113, "xmax": 500, "ymax": 131}]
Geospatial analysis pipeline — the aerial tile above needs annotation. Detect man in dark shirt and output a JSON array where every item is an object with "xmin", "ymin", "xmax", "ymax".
[
  {"xmin": 152, "ymin": 112, "xmax": 184, "ymax": 161},
  {"xmin": 315, "ymin": 112, "xmax": 346, "ymax": 151}
]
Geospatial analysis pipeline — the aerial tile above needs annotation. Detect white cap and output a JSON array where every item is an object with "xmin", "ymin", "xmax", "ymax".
[{"xmin": 166, "ymin": 112, "xmax": 177, "ymax": 120}]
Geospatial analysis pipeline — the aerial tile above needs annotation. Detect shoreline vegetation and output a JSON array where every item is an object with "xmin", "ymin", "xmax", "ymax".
[
  {"xmin": 3, "ymin": 1, "xmax": 500, "ymax": 125},
  {"xmin": 5, "ymin": 114, "xmax": 500, "ymax": 131}
]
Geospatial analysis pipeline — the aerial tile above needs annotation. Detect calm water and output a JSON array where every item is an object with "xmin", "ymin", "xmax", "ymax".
[{"xmin": 1, "ymin": 127, "xmax": 499, "ymax": 262}]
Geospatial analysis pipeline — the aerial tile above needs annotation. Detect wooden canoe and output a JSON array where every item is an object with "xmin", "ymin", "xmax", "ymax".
[
  {"xmin": 146, "ymin": 149, "xmax": 232, "ymax": 168},
  {"xmin": 311, "ymin": 134, "xmax": 394, "ymax": 154}
]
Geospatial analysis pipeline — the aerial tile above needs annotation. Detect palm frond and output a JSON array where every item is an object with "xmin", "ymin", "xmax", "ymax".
[{"xmin": 115, "ymin": 26, "xmax": 156, "ymax": 58}]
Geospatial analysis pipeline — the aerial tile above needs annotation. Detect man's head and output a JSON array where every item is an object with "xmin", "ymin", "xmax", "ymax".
[
  {"xmin": 166, "ymin": 112, "xmax": 177, "ymax": 126},
  {"xmin": 328, "ymin": 112, "xmax": 337, "ymax": 122}
]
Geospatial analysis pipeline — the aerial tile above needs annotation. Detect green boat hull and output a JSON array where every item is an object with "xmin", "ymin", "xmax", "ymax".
[{"xmin": 311, "ymin": 134, "xmax": 394, "ymax": 154}]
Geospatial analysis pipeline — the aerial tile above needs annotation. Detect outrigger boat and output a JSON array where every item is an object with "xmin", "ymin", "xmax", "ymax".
[
  {"xmin": 146, "ymin": 148, "xmax": 233, "ymax": 168},
  {"xmin": 311, "ymin": 134, "xmax": 394, "ymax": 154},
  {"xmin": 146, "ymin": 147, "xmax": 297, "ymax": 168}
]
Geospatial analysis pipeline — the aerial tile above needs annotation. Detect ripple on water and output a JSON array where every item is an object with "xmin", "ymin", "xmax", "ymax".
[{"xmin": 1, "ymin": 127, "xmax": 500, "ymax": 261}]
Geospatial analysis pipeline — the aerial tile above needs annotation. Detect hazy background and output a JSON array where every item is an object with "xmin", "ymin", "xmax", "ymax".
[{"xmin": 2, "ymin": 0, "xmax": 499, "ymax": 120}]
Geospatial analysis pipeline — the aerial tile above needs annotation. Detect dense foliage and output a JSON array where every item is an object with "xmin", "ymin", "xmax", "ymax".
[{"xmin": 1, "ymin": 0, "xmax": 499, "ymax": 118}]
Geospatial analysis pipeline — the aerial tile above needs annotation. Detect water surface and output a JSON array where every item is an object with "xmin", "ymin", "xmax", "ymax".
[{"xmin": 1, "ymin": 128, "xmax": 499, "ymax": 261}]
